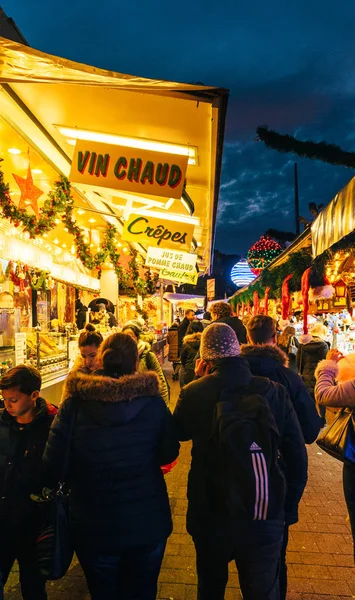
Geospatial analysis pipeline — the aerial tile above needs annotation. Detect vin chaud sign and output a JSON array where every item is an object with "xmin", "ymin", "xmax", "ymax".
[
  {"xmin": 122, "ymin": 213, "xmax": 195, "ymax": 251},
  {"xmin": 69, "ymin": 140, "xmax": 188, "ymax": 199}
]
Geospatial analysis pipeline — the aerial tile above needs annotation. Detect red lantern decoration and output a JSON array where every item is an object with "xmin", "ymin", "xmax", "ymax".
[{"xmin": 334, "ymin": 279, "xmax": 347, "ymax": 298}]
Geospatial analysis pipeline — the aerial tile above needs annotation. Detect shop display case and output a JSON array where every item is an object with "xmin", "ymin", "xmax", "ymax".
[{"xmin": 26, "ymin": 329, "xmax": 69, "ymax": 385}]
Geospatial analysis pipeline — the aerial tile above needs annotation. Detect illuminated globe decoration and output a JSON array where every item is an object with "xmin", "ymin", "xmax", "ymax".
[
  {"xmin": 231, "ymin": 258, "xmax": 256, "ymax": 287},
  {"xmin": 247, "ymin": 235, "xmax": 283, "ymax": 276}
]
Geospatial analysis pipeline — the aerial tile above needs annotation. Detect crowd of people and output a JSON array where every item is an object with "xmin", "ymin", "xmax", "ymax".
[{"xmin": 0, "ymin": 300, "xmax": 353, "ymax": 600}]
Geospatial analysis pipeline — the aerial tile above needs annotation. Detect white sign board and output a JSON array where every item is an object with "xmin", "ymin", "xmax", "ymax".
[
  {"xmin": 145, "ymin": 247, "xmax": 198, "ymax": 285},
  {"xmin": 15, "ymin": 332, "xmax": 27, "ymax": 366}
]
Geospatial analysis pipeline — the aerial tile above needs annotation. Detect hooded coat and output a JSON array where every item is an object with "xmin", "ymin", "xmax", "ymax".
[
  {"xmin": 241, "ymin": 344, "xmax": 321, "ymax": 443},
  {"xmin": 43, "ymin": 371, "xmax": 179, "ymax": 554},
  {"xmin": 179, "ymin": 332, "xmax": 201, "ymax": 387},
  {"xmin": 296, "ymin": 336, "xmax": 329, "ymax": 397},
  {"xmin": 0, "ymin": 398, "xmax": 57, "ymax": 528},
  {"xmin": 173, "ymin": 356, "xmax": 308, "ymax": 533}
]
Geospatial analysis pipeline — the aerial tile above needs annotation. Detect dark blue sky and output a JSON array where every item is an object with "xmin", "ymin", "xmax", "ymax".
[{"xmin": 3, "ymin": 0, "xmax": 355, "ymax": 254}]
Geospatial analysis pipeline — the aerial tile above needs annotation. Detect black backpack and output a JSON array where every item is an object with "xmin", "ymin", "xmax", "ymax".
[{"xmin": 204, "ymin": 382, "xmax": 286, "ymax": 520}]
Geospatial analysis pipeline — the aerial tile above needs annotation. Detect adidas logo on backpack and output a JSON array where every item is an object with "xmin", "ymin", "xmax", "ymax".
[
  {"xmin": 250, "ymin": 442, "xmax": 262, "ymax": 452},
  {"xmin": 204, "ymin": 382, "xmax": 286, "ymax": 521}
]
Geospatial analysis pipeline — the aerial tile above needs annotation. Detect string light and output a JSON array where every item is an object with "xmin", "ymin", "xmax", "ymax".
[{"xmin": 247, "ymin": 235, "xmax": 283, "ymax": 275}]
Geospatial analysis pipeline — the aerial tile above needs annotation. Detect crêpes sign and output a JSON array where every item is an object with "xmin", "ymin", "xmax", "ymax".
[
  {"xmin": 122, "ymin": 214, "xmax": 194, "ymax": 250},
  {"xmin": 69, "ymin": 140, "xmax": 188, "ymax": 199}
]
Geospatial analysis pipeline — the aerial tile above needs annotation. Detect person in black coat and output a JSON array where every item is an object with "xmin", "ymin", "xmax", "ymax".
[
  {"xmin": 173, "ymin": 323, "xmax": 307, "ymax": 600},
  {"xmin": 210, "ymin": 301, "xmax": 247, "ymax": 344},
  {"xmin": 179, "ymin": 321, "xmax": 203, "ymax": 387},
  {"xmin": 177, "ymin": 309, "xmax": 195, "ymax": 355},
  {"xmin": 43, "ymin": 333, "xmax": 179, "ymax": 600},
  {"xmin": 242, "ymin": 316, "xmax": 322, "ymax": 444},
  {"xmin": 75, "ymin": 299, "xmax": 88, "ymax": 330},
  {"xmin": 0, "ymin": 365, "xmax": 57, "ymax": 600},
  {"xmin": 241, "ymin": 315, "xmax": 321, "ymax": 599},
  {"xmin": 296, "ymin": 324, "xmax": 330, "ymax": 399}
]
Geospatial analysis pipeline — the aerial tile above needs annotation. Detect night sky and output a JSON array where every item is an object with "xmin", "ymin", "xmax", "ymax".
[{"xmin": 2, "ymin": 0, "xmax": 355, "ymax": 254}]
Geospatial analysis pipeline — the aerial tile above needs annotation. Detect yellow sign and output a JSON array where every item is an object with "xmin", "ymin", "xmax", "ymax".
[
  {"xmin": 145, "ymin": 246, "xmax": 198, "ymax": 285},
  {"xmin": 69, "ymin": 140, "xmax": 188, "ymax": 199},
  {"xmin": 122, "ymin": 213, "xmax": 194, "ymax": 250}
]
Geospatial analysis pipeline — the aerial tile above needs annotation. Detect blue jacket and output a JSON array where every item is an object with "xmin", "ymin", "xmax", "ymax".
[
  {"xmin": 174, "ymin": 356, "xmax": 308, "ymax": 531},
  {"xmin": 241, "ymin": 344, "xmax": 322, "ymax": 443},
  {"xmin": 43, "ymin": 371, "xmax": 179, "ymax": 554}
]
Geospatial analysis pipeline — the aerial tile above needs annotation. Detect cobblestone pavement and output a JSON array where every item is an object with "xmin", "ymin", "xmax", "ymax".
[{"xmin": 5, "ymin": 367, "xmax": 355, "ymax": 599}]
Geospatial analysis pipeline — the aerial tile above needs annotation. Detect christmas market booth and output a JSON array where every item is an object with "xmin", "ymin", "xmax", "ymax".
[
  {"xmin": 230, "ymin": 174, "xmax": 355, "ymax": 354},
  {"xmin": 0, "ymin": 37, "xmax": 228, "ymax": 401}
]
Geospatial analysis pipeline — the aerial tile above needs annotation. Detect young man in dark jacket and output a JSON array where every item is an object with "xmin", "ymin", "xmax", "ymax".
[
  {"xmin": 0, "ymin": 365, "xmax": 57, "ymax": 600},
  {"xmin": 210, "ymin": 301, "xmax": 247, "ymax": 344},
  {"xmin": 177, "ymin": 309, "xmax": 195, "ymax": 354},
  {"xmin": 241, "ymin": 315, "xmax": 321, "ymax": 600},
  {"xmin": 174, "ymin": 323, "xmax": 307, "ymax": 600}
]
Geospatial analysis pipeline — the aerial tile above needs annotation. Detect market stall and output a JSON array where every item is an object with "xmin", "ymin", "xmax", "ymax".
[{"xmin": 0, "ymin": 37, "xmax": 227, "ymax": 399}]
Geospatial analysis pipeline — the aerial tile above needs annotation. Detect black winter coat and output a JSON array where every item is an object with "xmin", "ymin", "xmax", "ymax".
[
  {"xmin": 296, "ymin": 337, "xmax": 329, "ymax": 398},
  {"xmin": 213, "ymin": 316, "xmax": 247, "ymax": 344},
  {"xmin": 179, "ymin": 333, "xmax": 201, "ymax": 387},
  {"xmin": 178, "ymin": 317, "xmax": 192, "ymax": 353},
  {"xmin": 241, "ymin": 344, "xmax": 321, "ymax": 444},
  {"xmin": 173, "ymin": 357, "xmax": 308, "ymax": 533},
  {"xmin": 43, "ymin": 371, "xmax": 179, "ymax": 554},
  {"xmin": 0, "ymin": 398, "xmax": 57, "ymax": 529}
]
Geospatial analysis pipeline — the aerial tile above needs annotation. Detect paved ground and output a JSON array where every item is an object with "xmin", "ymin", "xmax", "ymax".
[{"xmin": 5, "ymin": 367, "xmax": 355, "ymax": 599}]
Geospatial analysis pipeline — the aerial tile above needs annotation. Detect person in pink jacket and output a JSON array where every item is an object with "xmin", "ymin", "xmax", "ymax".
[{"xmin": 315, "ymin": 349, "xmax": 355, "ymax": 558}]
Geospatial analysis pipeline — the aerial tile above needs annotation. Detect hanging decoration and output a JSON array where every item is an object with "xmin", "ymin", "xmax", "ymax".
[
  {"xmin": 231, "ymin": 258, "xmax": 256, "ymax": 287},
  {"xmin": 256, "ymin": 126, "xmax": 355, "ymax": 169},
  {"xmin": 247, "ymin": 235, "xmax": 283, "ymax": 275},
  {"xmin": 281, "ymin": 274, "xmax": 293, "ymax": 320},
  {"xmin": 264, "ymin": 286, "xmax": 271, "ymax": 316},
  {"xmin": 253, "ymin": 290, "xmax": 259, "ymax": 316},
  {"xmin": 12, "ymin": 163, "xmax": 44, "ymax": 216},
  {"xmin": 301, "ymin": 268, "xmax": 311, "ymax": 334}
]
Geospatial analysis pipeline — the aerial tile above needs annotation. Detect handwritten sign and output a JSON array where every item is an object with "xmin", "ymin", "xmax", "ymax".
[
  {"xmin": 69, "ymin": 140, "xmax": 188, "ymax": 199},
  {"xmin": 145, "ymin": 247, "xmax": 198, "ymax": 285},
  {"xmin": 122, "ymin": 213, "xmax": 194, "ymax": 250}
]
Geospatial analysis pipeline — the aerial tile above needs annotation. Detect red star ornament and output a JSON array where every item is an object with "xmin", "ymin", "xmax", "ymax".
[{"xmin": 12, "ymin": 165, "xmax": 44, "ymax": 216}]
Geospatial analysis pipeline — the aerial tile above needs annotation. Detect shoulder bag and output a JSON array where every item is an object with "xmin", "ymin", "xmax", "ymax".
[
  {"xmin": 32, "ymin": 406, "xmax": 77, "ymax": 580},
  {"xmin": 316, "ymin": 408, "xmax": 355, "ymax": 463}
]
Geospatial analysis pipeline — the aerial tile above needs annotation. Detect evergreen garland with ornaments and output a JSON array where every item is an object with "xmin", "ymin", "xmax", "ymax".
[
  {"xmin": 247, "ymin": 235, "xmax": 283, "ymax": 275},
  {"xmin": 0, "ymin": 163, "xmax": 159, "ymax": 298}
]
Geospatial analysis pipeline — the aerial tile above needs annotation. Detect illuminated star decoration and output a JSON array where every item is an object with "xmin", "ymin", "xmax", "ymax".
[{"xmin": 12, "ymin": 164, "xmax": 43, "ymax": 216}]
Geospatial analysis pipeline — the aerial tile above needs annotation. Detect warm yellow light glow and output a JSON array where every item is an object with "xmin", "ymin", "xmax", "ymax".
[
  {"xmin": 127, "ymin": 208, "xmax": 199, "ymax": 226},
  {"xmin": 31, "ymin": 169, "xmax": 43, "ymax": 175},
  {"xmin": 55, "ymin": 219, "xmax": 60, "ymax": 225},
  {"xmin": 62, "ymin": 244, "xmax": 67, "ymax": 248},
  {"xmin": 53, "ymin": 238, "xmax": 59, "ymax": 244},
  {"xmin": 117, "ymin": 242, "xmax": 122, "ymax": 248},
  {"xmin": 77, "ymin": 209, "xmax": 85, "ymax": 215},
  {"xmin": 56, "ymin": 126, "xmax": 197, "ymax": 165},
  {"xmin": 88, "ymin": 218, "xmax": 96, "ymax": 223},
  {"xmin": 123, "ymin": 247, "xmax": 128, "ymax": 253},
  {"xmin": 8, "ymin": 148, "xmax": 21, "ymax": 155}
]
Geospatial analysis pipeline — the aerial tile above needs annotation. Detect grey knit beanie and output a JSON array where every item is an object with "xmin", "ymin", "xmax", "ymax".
[{"xmin": 200, "ymin": 323, "xmax": 241, "ymax": 360}]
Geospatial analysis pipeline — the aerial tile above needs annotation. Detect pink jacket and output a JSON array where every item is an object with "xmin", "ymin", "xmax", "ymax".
[{"xmin": 315, "ymin": 360, "xmax": 355, "ymax": 408}]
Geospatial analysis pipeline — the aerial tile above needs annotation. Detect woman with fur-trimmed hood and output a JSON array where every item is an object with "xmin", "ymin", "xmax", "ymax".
[
  {"xmin": 43, "ymin": 333, "xmax": 179, "ymax": 600},
  {"xmin": 179, "ymin": 320, "xmax": 203, "ymax": 387}
]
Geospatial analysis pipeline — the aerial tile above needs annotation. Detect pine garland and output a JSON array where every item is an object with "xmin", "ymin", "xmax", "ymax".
[
  {"xmin": 256, "ymin": 126, "xmax": 355, "ymax": 168},
  {"xmin": 0, "ymin": 164, "xmax": 160, "ymax": 298}
]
